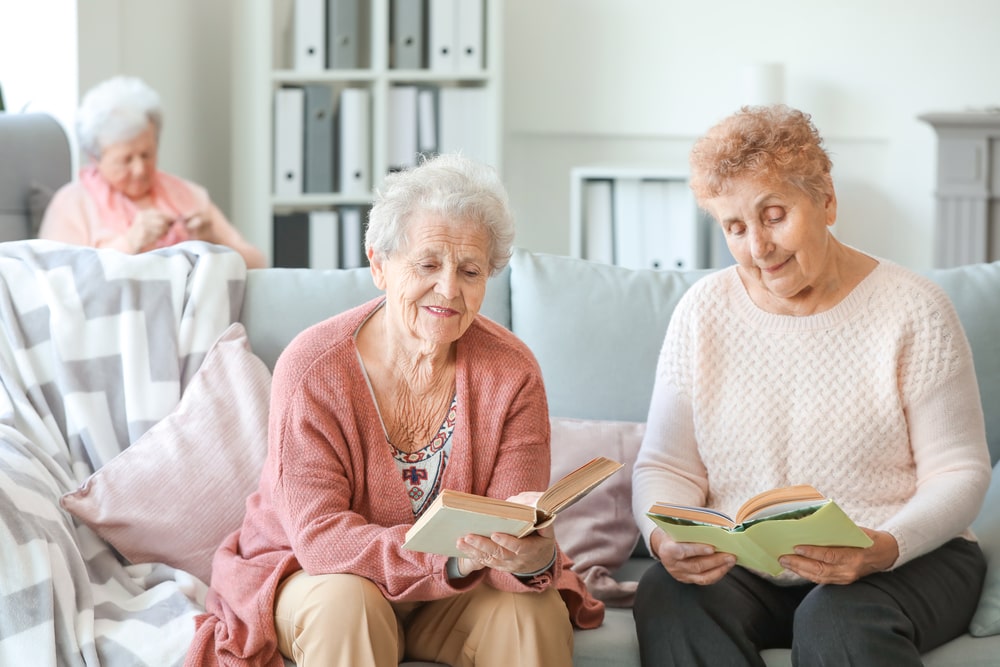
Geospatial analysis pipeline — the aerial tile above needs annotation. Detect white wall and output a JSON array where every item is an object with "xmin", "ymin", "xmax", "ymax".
[
  {"xmin": 0, "ymin": 0, "xmax": 78, "ymax": 166},
  {"xmin": 502, "ymin": 0, "xmax": 1000, "ymax": 269}
]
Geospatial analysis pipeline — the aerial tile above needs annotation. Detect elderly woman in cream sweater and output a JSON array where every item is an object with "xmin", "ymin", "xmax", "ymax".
[{"xmin": 632, "ymin": 105, "xmax": 991, "ymax": 666}]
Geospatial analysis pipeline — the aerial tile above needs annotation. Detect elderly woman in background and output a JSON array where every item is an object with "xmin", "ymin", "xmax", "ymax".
[
  {"xmin": 38, "ymin": 76, "xmax": 265, "ymax": 268},
  {"xmin": 187, "ymin": 153, "xmax": 603, "ymax": 667},
  {"xmin": 631, "ymin": 105, "xmax": 991, "ymax": 665}
]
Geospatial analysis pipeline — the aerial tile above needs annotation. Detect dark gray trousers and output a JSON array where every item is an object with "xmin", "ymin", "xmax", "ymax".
[{"xmin": 633, "ymin": 538, "xmax": 985, "ymax": 667}]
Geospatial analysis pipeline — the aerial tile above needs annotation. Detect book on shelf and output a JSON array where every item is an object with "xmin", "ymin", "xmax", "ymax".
[
  {"xmin": 645, "ymin": 484, "xmax": 874, "ymax": 576},
  {"xmin": 404, "ymin": 456, "xmax": 625, "ymax": 557}
]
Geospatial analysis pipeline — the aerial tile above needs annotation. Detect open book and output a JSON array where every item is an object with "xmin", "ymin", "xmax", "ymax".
[
  {"xmin": 403, "ymin": 456, "xmax": 624, "ymax": 557},
  {"xmin": 645, "ymin": 484, "xmax": 874, "ymax": 576}
]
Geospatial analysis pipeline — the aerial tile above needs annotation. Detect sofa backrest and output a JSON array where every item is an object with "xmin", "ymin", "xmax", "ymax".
[
  {"xmin": 239, "ymin": 264, "xmax": 511, "ymax": 371},
  {"xmin": 0, "ymin": 112, "xmax": 71, "ymax": 241},
  {"xmin": 238, "ymin": 249, "xmax": 1000, "ymax": 465}
]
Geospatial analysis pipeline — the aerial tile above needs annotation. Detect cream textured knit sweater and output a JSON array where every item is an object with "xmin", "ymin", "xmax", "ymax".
[{"xmin": 633, "ymin": 260, "xmax": 991, "ymax": 579}]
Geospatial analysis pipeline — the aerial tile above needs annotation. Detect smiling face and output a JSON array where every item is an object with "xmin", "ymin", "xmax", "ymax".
[
  {"xmin": 705, "ymin": 176, "xmax": 839, "ymax": 314},
  {"xmin": 369, "ymin": 210, "xmax": 491, "ymax": 353},
  {"xmin": 96, "ymin": 123, "xmax": 159, "ymax": 201}
]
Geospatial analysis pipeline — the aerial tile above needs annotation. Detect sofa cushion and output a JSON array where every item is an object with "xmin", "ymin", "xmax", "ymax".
[
  {"xmin": 550, "ymin": 417, "xmax": 644, "ymax": 607},
  {"xmin": 60, "ymin": 322, "xmax": 271, "ymax": 584},
  {"xmin": 970, "ymin": 461, "xmax": 1000, "ymax": 636},
  {"xmin": 509, "ymin": 248, "xmax": 710, "ymax": 421},
  {"xmin": 923, "ymin": 260, "xmax": 1000, "ymax": 465}
]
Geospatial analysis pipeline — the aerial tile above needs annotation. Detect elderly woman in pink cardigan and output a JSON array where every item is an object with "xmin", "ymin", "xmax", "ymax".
[
  {"xmin": 38, "ymin": 76, "xmax": 265, "ymax": 268},
  {"xmin": 187, "ymin": 153, "xmax": 603, "ymax": 667}
]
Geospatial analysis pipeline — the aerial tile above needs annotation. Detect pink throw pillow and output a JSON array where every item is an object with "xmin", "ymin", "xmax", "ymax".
[
  {"xmin": 550, "ymin": 416, "xmax": 645, "ymax": 607},
  {"xmin": 60, "ymin": 322, "xmax": 271, "ymax": 584}
]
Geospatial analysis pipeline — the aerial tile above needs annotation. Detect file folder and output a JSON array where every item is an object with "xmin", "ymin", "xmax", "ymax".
[
  {"xmin": 583, "ymin": 180, "xmax": 614, "ymax": 265},
  {"xmin": 428, "ymin": 0, "xmax": 457, "ymax": 72},
  {"xmin": 303, "ymin": 85, "xmax": 335, "ymax": 193},
  {"xmin": 339, "ymin": 206, "xmax": 366, "ymax": 268},
  {"xmin": 273, "ymin": 212, "xmax": 310, "ymax": 268},
  {"xmin": 388, "ymin": 86, "xmax": 419, "ymax": 172},
  {"xmin": 417, "ymin": 86, "xmax": 439, "ymax": 158},
  {"xmin": 273, "ymin": 87, "xmax": 305, "ymax": 197},
  {"xmin": 456, "ymin": 0, "xmax": 484, "ymax": 73},
  {"xmin": 294, "ymin": 0, "xmax": 326, "ymax": 71},
  {"xmin": 612, "ymin": 178, "xmax": 643, "ymax": 270},
  {"xmin": 337, "ymin": 87, "xmax": 371, "ymax": 195},
  {"xmin": 391, "ymin": 0, "xmax": 425, "ymax": 69},
  {"xmin": 327, "ymin": 0, "xmax": 361, "ymax": 69},
  {"xmin": 309, "ymin": 210, "xmax": 340, "ymax": 269}
]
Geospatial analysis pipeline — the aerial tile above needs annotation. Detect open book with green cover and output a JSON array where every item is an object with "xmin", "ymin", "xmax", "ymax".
[
  {"xmin": 403, "ymin": 456, "xmax": 624, "ymax": 557},
  {"xmin": 645, "ymin": 484, "xmax": 874, "ymax": 576}
]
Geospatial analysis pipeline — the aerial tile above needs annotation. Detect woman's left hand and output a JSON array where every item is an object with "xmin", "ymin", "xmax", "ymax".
[
  {"xmin": 455, "ymin": 491, "xmax": 558, "ymax": 576},
  {"xmin": 778, "ymin": 528, "xmax": 899, "ymax": 584}
]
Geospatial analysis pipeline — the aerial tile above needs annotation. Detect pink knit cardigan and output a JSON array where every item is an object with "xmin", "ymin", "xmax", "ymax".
[{"xmin": 186, "ymin": 298, "xmax": 604, "ymax": 666}]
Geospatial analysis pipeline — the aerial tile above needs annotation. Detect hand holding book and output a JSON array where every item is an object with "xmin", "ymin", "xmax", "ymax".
[{"xmin": 646, "ymin": 484, "xmax": 873, "ymax": 577}]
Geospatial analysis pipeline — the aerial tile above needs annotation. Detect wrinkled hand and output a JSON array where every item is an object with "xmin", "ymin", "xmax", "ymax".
[
  {"xmin": 127, "ymin": 209, "xmax": 174, "ymax": 252},
  {"xmin": 778, "ymin": 528, "xmax": 898, "ymax": 585},
  {"xmin": 455, "ymin": 491, "xmax": 557, "ymax": 576},
  {"xmin": 651, "ymin": 528, "xmax": 736, "ymax": 585},
  {"xmin": 180, "ymin": 209, "xmax": 218, "ymax": 242}
]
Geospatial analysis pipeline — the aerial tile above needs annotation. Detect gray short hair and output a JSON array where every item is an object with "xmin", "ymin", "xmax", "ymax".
[
  {"xmin": 76, "ymin": 76, "xmax": 163, "ymax": 162},
  {"xmin": 365, "ymin": 153, "xmax": 515, "ymax": 275}
]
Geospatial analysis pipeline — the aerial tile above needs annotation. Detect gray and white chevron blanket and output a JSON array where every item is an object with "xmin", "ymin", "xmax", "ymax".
[{"xmin": 0, "ymin": 240, "xmax": 246, "ymax": 666}]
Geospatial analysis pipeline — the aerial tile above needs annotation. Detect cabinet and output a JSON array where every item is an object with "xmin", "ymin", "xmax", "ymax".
[
  {"xmin": 919, "ymin": 111, "xmax": 1000, "ymax": 267},
  {"xmin": 569, "ymin": 166, "xmax": 732, "ymax": 271},
  {"xmin": 231, "ymin": 0, "xmax": 503, "ymax": 267}
]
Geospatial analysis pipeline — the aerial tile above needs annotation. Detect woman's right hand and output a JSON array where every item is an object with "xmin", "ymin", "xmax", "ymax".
[
  {"xmin": 651, "ymin": 527, "xmax": 736, "ymax": 585},
  {"xmin": 125, "ymin": 209, "xmax": 174, "ymax": 253}
]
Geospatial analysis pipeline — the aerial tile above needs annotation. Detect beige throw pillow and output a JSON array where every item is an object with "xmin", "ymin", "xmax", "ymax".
[{"xmin": 60, "ymin": 322, "xmax": 271, "ymax": 584}]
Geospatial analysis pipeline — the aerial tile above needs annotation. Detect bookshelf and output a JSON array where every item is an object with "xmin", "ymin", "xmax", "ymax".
[
  {"xmin": 569, "ymin": 166, "xmax": 733, "ymax": 271},
  {"xmin": 231, "ymin": 0, "xmax": 503, "ymax": 267}
]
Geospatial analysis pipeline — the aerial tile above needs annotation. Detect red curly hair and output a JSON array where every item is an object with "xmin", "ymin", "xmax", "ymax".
[{"xmin": 688, "ymin": 105, "xmax": 833, "ymax": 206}]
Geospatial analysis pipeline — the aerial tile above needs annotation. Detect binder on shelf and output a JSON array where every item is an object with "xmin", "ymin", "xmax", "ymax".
[
  {"xmin": 337, "ymin": 87, "xmax": 371, "ymax": 195},
  {"xmin": 583, "ymin": 179, "xmax": 614, "ymax": 265},
  {"xmin": 438, "ymin": 87, "xmax": 493, "ymax": 165},
  {"xmin": 637, "ymin": 180, "xmax": 698, "ymax": 270},
  {"xmin": 273, "ymin": 87, "xmax": 305, "ymax": 197},
  {"xmin": 339, "ymin": 206, "xmax": 366, "ymax": 269},
  {"xmin": 327, "ymin": 0, "xmax": 361, "ymax": 69},
  {"xmin": 428, "ymin": 0, "xmax": 457, "ymax": 72},
  {"xmin": 391, "ymin": 0, "xmax": 425, "ymax": 69},
  {"xmin": 455, "ymin": 0, "xmax": 484, "ymax": 73},
  {"xmin": 309, "ymin": 210, "xmax": 340, "ymax": 269},
  {"xmin": 273, "ymin": 212, "xmax": 310, "ymax": 268},
  {"xmin": 387, "ymin": 85, "xmax": 419, "ymax": 172},
  {"xmin": 303, "ymin": 85, "xmax": 335, "ymax": 194},
  {"xmin": 417, "ymin": 86, "xmax": 439, "ymax": 158},
  {"xmin": 294, "ymin": 0, "xmax": 326, "ymax": 72},
  {"xmin": 659, "ymin": 179, "xmax": 700, "ymax": 269},
  {"xmin": 612, "ymin": 178, "xmax": 643, "ymax": 270}
]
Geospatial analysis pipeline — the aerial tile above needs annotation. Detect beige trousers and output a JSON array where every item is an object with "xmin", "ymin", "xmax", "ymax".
[{"xmin": 274, "ymin": 570, "xmax": 573, "ymax": 667}]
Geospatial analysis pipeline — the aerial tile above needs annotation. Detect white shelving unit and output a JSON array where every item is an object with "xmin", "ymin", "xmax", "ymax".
[
  {"xmin": 570, "ymin": 166, "xmax": 732, "ymax": 271},
  {"xmin": 231, "ymin": 0, "xmax": 503, "ymax": 266}
]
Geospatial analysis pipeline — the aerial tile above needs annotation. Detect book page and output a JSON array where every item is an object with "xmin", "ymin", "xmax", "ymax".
[
  {"xmin": 537, "ymin": 456, "xmax": 624, "ymax": 516},
  {"xmin": 734, "ymin": 484, "xmax": 826, "ymax": 524}
]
